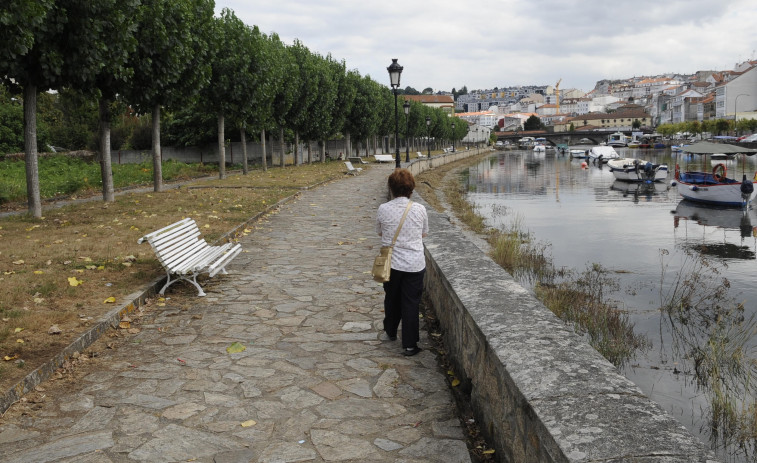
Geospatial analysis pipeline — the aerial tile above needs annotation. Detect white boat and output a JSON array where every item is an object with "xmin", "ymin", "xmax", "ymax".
[
  {"xmin": 607, "ymin": 158, "xmax": 668, "ymax": 182},
  {"xmin": 570, "ymin": 149, "xmax": 589, "ymax": 158},
  {"xmin": 518, "ymin": 137, "xmax": 535, "ymax": 148},
  {"xmin": 588, "ymin": 145, "xmax": 620, "ymax": 162},
  {"xmin": 607, "ymin": 132, "xmax": 629, "ymax": 147},
  {"xmin": 671, "ymin": 141, "xmax": 757, "ymax": 207},
  {"xmin": 673, "ymin": 164, "xmax": 757, "ymax": 207},
  {"xmin": 533, "ymin": 143, "xmax": 546, "ymax": 152}
]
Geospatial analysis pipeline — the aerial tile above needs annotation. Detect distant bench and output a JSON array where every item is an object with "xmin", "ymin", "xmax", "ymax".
[
  {"xmin": 348, "ymin": 156, "xmax": 368, "ymax": 165},
  {"xmin": 373, "ymin": 154, "xmax": 394, "ymax": 163},
  {"xmin": 138, "ymin": 217, "xmax": 242, "ymax": 297}
]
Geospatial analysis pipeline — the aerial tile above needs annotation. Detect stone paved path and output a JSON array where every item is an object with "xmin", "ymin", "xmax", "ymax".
[{"xmin": 0, "ymin": 164, "xmax": 472, "ymax": 463}]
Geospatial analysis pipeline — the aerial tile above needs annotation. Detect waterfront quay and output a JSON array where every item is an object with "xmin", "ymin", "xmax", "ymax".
[{"xmin": 0, "ymin": 150, "xmax": 722, "ymax": 462}]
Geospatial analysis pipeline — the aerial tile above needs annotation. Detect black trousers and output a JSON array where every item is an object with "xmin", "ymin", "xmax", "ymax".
[{"xmin": 383, "ymin": 268, "xmax": 425, "ymax": 349}]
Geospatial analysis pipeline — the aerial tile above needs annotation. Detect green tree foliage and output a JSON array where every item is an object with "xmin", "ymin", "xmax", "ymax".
[
  {"xmin": 287, "ymin": 40, "xmax": 320, "ymax": 165},
  {"xmin": 124, "ymin": 0, "xmax": 213, "ymax": 190},
  {"xmin": 524, "ymin": 115, "xmax": 542, "ymax": 131},
  {"xmin": 200, "ymin": 9, "xmax": 254, "ymax": 178}
]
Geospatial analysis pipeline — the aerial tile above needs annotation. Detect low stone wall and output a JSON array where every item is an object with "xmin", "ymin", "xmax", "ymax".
[{"xmin": 411, "ymin": 150, "xmax": 720, "ymax": 462}]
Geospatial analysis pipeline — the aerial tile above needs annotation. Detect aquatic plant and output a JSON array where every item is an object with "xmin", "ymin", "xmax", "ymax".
[
  {"xmin": 536, "ymin": 263, "xmax": 647, "ymax": 368},
  {"xmin": 658, "ymin": 248, "xmax": 757, "ymax": 454}
]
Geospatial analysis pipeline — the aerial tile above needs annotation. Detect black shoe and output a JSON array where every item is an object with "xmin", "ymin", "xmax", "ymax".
[{"xmin": 403, "ymin": 346, "xmax": 422, "ymax": 356}]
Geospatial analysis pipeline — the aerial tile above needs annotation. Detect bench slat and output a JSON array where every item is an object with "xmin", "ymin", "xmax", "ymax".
[
  {"xmin": 171, "ymin": 243, "xmax": 230, "ymax": 274},
  {"xmin": 162, "ymin": 240, "xmax": 212, "ymax": 272}
]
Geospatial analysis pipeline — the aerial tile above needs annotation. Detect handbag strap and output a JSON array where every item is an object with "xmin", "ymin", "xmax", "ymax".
[{"xmin": 390, "ymin": 201, "xmax": 413, "ymax": 247}]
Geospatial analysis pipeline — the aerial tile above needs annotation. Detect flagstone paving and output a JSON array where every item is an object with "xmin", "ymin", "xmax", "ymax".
[{"xmin": 0, "ymin": 164, "xmax": 473, "ymax": 463}]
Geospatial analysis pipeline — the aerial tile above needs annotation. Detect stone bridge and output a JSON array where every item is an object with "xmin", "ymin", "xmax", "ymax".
[{"xmin": 495, "ymin": 130, "xmax": 636, "ymax": 146}]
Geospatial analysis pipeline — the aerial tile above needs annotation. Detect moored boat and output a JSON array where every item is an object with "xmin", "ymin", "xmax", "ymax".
[
  {"xmin": 607, "ymin": 132, "xmax": 629, "ymax": 147},
  {"xmin": 607, "ymin": 158, "xmax": 668, "ymax": 182},
  {"xmin": 570, "ymin": 149, "xmax": 589, "ymax": 158},
  {"xmin": 588, "ymin": 145, "xmax": 620, "ymax": 163},
  {"xmin": 671, "ymin": 141, "xmax": 757, "ymax": 207}
]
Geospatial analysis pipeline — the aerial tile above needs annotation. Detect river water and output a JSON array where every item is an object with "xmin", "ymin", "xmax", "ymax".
[{"xmin": 462, "ymin": 147, "xmax": 757, "ymax": 462}]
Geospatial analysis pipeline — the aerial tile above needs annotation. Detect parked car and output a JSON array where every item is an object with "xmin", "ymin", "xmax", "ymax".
[{"xmin": 740, "ymin": 133, "xmax": 757, "ymax": 142}]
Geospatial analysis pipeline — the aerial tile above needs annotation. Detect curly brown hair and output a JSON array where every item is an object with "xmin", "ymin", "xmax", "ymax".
[{"xmin": 388, "ymin": 168, "xmax": 415, "ymax": 198}]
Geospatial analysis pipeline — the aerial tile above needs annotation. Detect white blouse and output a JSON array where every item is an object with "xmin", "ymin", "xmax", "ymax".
[{"xmin": 375, "ymin": 197, "xmax": 429, "ymax": 272}]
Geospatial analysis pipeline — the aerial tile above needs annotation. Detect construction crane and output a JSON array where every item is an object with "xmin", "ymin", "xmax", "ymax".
[{"xmin": 555, "ymin": 78, "xmax": 562, "ymax": 114}]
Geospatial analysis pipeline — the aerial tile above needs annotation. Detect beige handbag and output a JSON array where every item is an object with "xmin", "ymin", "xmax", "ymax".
[{"xmin": 372, "ymin": 201, "xmax": 413, "ymax": 283}]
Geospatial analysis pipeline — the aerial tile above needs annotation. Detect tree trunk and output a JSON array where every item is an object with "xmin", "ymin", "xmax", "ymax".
[
  {"xmin": 307, "ymin": 140, "xmax": 312, "ymax": 164},
  {"xmin": 345, "ymin": 131, "xmax": 351, "ymax": 160},
  {"xmin": 99, "ymin": 98, "xmax": 114, "ymax": 202},
  {"xmin": 261, "ymin": 129, "xmax": 267, "ymax": 171},
  {"xmin": 217, "ymin": 112, "xmax": 225, "ymax": 179},
  {"xmin": 241, "ymin": 126, "xmax": 248, "ymax": 175},
  {"xmin": 294, "ymin": 132, "xmax": 300, "ymax": 165},
  {"xmin": 23, "ymin": 84, "xmax": 41, "ymax": 218},
  {"xmin": 279, "ymin": 126, "xmax": 285, "ymax": 168},
  {"xmin": 152, "ymin": 104, "xmax": 163, "ymax": 192},
  {"xmin": 321, "ymin": 139, "xmax": 326, "ymax": 163}
]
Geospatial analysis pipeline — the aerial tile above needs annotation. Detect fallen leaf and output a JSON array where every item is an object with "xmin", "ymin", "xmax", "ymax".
[
  {"xmin": 226, "ymin": 342, "xmax": 246, "ymax": 354},
  {"xmin": 103, "ymin": 297, "xmax": 116, "ymax": 304},
  {"xmin": 68, "ymin": 277, "xmax": 83, "ymax": 286},
  {"xmin": 33, "ymin": 270, "xmax": 44, "ymax": 275},
  {"xmin": 451, "ymin": 378, "xmax": 460, "ymax": 387},
  {"xmin": 119, "ymin": 321, "xmax": 131, "ymax": 329},
  {"xmin": 240, "ymin": 419, "xmax": 257, "ymax": 427},
  {"xmin": 14, "ymin": 328, "xmax": 23, "ymax": 333},
  {"xmin": 34, "ymin": 297, "xmax": 44, "ymax": 304},
  {"xmin": 48, "ymin": 325, "xmax": 62, "ymax": 335},
  {"xmin": 3, "ymin": 355, "xmax": 18, "ymax": 361},
  {"xmin": 12, "ymin": 260, "xmax": 24, "ymax": 265},
  {"xmin": 482, "ymin": 449, "xmax": 495, "ymax": 455},
  {"xmin": 16, "ymin": 339, "xmax": 24, "ymax": 344}
]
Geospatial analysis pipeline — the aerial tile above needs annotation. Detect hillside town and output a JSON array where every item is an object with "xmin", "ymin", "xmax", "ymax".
[{"xmin": 410, "ymin": 59, "xmax": 757, "ymax": 136}]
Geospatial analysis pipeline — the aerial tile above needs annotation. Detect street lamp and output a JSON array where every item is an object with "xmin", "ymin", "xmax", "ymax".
[
  {"xmin": 426, "ymin": 116, "xmax": 431, "ymax": 158},
  {"xmin": 387, "ymin": 59, "xmax": 403, "ymax": 169},
  {"xmin": 403, "ymin": 100, "xmax": 410, "ymax": 162},
  {"xmin": 451, "ymin": 121, "xmax": 456, "ymax": 152},
  {"xmin": 735, "ymin": 93, "xmax": 750, "ymax": 134}
]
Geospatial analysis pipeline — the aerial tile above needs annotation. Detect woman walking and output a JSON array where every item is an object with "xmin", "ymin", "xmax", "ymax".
[{"xmin": 375, "ymin": 169, "xmax": 428, "ymax": 356}]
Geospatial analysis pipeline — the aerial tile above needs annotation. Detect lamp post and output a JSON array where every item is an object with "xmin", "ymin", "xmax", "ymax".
[
  {"xmin": 735, "ymin": 93, "xmax": 750, "ymax": 135},
  {"xmin": 387, "ymin": 59, "xmax": 403, "ymax": 169},
  {"xmin": 426, "ymin": 116, "xmax": 431, "ymax": 157},
  {"xmin": 451, "ymin": 121, "xmax": 456, "ymax": 152},
  {"xmin": 403, "ymin": 100, "xmax": 410, "ymax": 162}
]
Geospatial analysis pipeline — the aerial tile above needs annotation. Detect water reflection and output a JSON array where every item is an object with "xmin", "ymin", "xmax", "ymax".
[
  {"xmin": 463, "ymin": 148, "xmax": 757, "ymax": 461},
  {"xmin": 673, "ymin": 200, "xmax": 757, "ymax": 259},
  {"xmin": 610, "ymin": 180, "xmax": 670, "ymax": 203}
]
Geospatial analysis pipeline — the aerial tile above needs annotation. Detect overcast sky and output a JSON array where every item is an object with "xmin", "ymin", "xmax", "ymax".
[{"xmin": 216, "ymin": 0, "xmax": 757, "ymax": 94}]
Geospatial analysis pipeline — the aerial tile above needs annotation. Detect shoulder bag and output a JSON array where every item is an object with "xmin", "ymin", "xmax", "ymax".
[{"xmin": 372, "ymin": 201, "xmax": 413, "ymax": 283}]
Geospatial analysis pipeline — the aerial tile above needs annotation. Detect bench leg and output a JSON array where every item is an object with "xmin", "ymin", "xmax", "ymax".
[{"xmin": 160, "ymin": 272, "xmax": 206, "ymax": 297}]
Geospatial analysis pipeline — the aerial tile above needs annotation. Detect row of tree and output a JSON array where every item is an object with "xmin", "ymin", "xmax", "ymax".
[
  {"xmin": 1, "ymin": 0, "xmax": 467, "ymax": 218},
  {"xmin": 656, "ymin": 119, "xmax": 757, "ymax": 138}
]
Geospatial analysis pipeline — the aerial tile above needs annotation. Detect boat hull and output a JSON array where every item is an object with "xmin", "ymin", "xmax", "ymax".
[
  {"xmin": 607, "ymin": 158, "xmax": 668, "ymax": 182},
  {"xmin": 674, "ymin": 171, "xmax": 757, "ymax": 206}
]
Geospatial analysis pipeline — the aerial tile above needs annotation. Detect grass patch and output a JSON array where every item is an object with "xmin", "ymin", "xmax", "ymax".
[
  {"xmin": 0, "ymin": 154, "xmax": 219, "ymax": 206},
  {"xmin": 0, "ymin": 159, "xmax": 351, "ymax": 391}
]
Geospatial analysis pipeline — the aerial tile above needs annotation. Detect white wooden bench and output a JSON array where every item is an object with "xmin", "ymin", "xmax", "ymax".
[
  {"xmin": 373, "ymin": 154, "xmax": 395, "ymax": 163},
  {"xmin": 344, "ymin": 161, "xmax": 362, "ymax": 175},
  {"xmin": 348, "ymin": 156, "xmax": 368, "ymax": 165},
  {"xmin": 416, "ymin": 152, "xmax": 426, "ymax": 158},
  {"xmin": 138, "ymin": 217, "xmax": 242, "ymax": 297}
]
